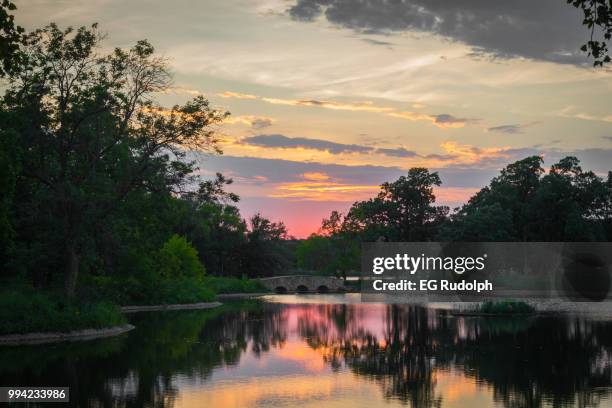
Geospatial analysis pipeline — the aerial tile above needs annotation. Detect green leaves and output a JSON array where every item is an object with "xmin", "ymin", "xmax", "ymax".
[
  {"xmin": 157, "ymin": 234, "xmax": 205, "ymax": 279},
  {"xmin": 568, "ymin": 0, "xmax": 612, "ymax": 66}
]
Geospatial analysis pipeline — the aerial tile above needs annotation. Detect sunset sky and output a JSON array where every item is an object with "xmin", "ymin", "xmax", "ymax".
[{"xmin": 15, "ymin": 0, "xmax": 612, "ymax": 237}]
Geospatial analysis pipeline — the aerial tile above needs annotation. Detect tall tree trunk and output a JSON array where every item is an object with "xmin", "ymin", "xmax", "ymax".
[{"xmin": 65, "ymin": 244, "xmax": 80, "ymax": 298}]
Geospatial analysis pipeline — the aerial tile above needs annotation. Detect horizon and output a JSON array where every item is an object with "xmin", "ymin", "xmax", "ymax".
[{"xmin": 14, "ymin": 0, "xmax": 612, "ymax": 237}]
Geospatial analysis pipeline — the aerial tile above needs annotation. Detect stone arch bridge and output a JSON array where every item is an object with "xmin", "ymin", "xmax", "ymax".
[{"xmin": 257, "ymin": 275, "xmax": 348, "ymax": 294}]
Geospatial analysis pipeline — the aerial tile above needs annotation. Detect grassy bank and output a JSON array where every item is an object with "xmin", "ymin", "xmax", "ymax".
[
  {"xmin": 0, "ymin": 290, "xmax": 126, "ymax": 335},
  {"xmin": 0, "ymin": 276, "xmax": 267, "ymax": 335},
  {"xmin": 203, "ymin": 276, "xmax": 268, "ymax": 294},
  {"xmin": 87, "ymin": 276, "xmax": 216, "ymax": 306},
  {"xmin": 475, "ymin": 300, "xmax": 535, "ymax": 315}
]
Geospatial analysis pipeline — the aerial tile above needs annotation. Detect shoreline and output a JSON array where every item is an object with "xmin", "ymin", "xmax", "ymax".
[
  {"xmin": 0, "ymin": 301, "xmax": 224, "ymax": 346},
  {"xmin": 216, "ymin": 293, "xmax": 269, "ymax": 299},
  {"xmin": 0, "ymin": 324, "xmax": 135, "ymax": 346},
  {"xmin": 120, "ymin": 301, "xmax": 223, "ymax": 313}
]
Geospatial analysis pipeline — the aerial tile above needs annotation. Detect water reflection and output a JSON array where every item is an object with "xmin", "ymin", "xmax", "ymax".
[{"xmin": 2, "ymin": 297, "xmax": 612, "ymax": 407}]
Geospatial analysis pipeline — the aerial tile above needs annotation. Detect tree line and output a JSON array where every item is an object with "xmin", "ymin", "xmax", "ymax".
[
  {"xmin": 297, "ymin": 156, "xmax": 612, "ymax": 278},
  {"xmin": 0, "ymin": 20, "xmax": 292, "ymax": 305},
  {"xmin": 1, "ymin": 1, "xmax": 612, "ymax": 305}
]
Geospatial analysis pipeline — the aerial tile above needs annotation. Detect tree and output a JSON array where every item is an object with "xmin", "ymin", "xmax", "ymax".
[
  {"xmin": 525, "ymin": 157, "xmax": 608, "ymax": 241},
  {"xmin": 568, "ymin": 0, "xmax": 612, "ymax": 66},
  {"xmin": 178, "ymin": 173, "xmax": 247, "ymax": 277},
  {"xmin": 343, "ymin": 168, "xmax": 448, "ymax": 241},
  {"xmin": 157, "ymin": 234, "xmax": 205, "ymax": 279},
  {"xmin": 440, "ymin": 203, "xmax": 516, "ymax": 242},
  {"xmin": 439, "ymin": 156, "xmax": 612, "ymax": 242},
  {"xmin": 2, "ymin": 24, "xmax": 227, "ymax": 296},
  {"xmin": 297, "ymin": 210, "xmax": 360, "ymax": 280},
  {"xmin": 0, "ymin": 0, "xmax": 23, "ymax": 76},
  {"xmin": 241, "ymin": 214, "xmax": 292, "ymax": 277}
]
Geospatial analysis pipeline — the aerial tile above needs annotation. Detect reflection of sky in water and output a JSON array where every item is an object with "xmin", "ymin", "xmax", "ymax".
[
  {"xmin": 175, "ymin": 300, "xmax": 496, "ymax": 407},
  {"xmin": 4, "ymin": 296, "xmax": 612, "ymax": 408},
  {"xmin": 170, "ymin": 298, "xmax": 604, "ymax": 408}
]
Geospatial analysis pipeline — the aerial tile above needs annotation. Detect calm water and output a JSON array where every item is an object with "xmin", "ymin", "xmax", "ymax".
[{"xmin": 3, "ymin": 294, "xmax": 612, "ymax": 407}]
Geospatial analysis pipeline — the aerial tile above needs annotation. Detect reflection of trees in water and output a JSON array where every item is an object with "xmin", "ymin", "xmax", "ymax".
[
  {"xmin": 298, "ymin": 304, "xmax": 612, "ymax": 408},
  {"xmin": 3, "ymin": 302, "xmax": 612, "ymax": 408},
  {"xmin": 298, "ymin": 305, "xmax": 443, "ymax": 407},
  {"xmin": 0, "ymin": 301, "xmax": 286, "ymax": 408},
  {"xmin": 454, "ymin": 316, "xmax": 612, "ymax": 408}
]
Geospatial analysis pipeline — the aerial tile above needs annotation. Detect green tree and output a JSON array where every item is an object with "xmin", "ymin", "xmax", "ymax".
[
  {"xmin": 525, "ymin": 157, "xmax": 608, "ymax": 241},
  {"xmin": 440, "ymin": 156, "xmax": 612, "ymax": 242},
  {"xmin": 440, "ymin": 203, "xmax": 516, "ymax": 242},
  {"xmin": 157, "ymin": 234, "xmax": 205, "ymax": 279},
  {"xmin": 0, "ymin": 0, "xmax": 23, "ymax": 76},
  {"xmin": 296, "ymin": 234, "xmax": 335, "ymax": 272},
  {"xmin": 568, "ymin": 0, "xmax": 612, "ymax": 66},
  {"xmin": 344, "ymin": 168, "xmax": 448, "ymax": 241},
  {"xmin": 241, "ymin": 213, "xmax": 291, "ymax": 277},
  {"xmin": 178, "ymin": 173, "xmax": 247, "ymax": 277},
  {"xmin": 2, "ymin": 24, "xmax": 227, "ymax": 296}
]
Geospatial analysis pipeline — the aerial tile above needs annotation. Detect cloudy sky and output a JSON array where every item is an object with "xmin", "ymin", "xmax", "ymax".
[{"xmin": 14, "ymin": 0, "xmax": 612, "ymax": 237}]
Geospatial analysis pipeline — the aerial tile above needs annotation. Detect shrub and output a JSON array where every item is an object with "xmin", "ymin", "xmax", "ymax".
[
  {"xmin": 157, "ymin": 234, "xmax": 205, "ymax": 279},
  {"xmin": 0, "ymin": 290, "xmax": 125, "ymax": 335},
  {"xmin": 476, "ymin": 300, "xmax": 535, "ymax": 315},
  {"xmin": 203, "ymin": 276, "xmax": 267, "ymax": 294},
  {"xmin": 157, "ymin": 278, "xmax": 216, "ymax": 304}
]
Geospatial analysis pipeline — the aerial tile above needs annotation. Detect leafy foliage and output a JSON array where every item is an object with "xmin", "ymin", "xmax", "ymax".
[
  {"xmin": 568, "ymin": 0, "xmax": 612, "ymax": 66},
  {"xmin": 157, "ymin": 235, "xmax": 205, "ymax": 280},
  {"xmin": 442, "ymin": 156, "xmax": 612, "ymax": 242},
  {"xmin": 0, "ymin": 0, "xmax": 23, "ymax": 76},
  {"xmin": 0, "ymin": 289, "xmax": 125, "ymax": 334},
  {"xmin": 475, "ymin": 300, "xmax": 535, "ymax": 315},
  {"xmin": 203, "ymin": 276, "xmax": 267, "ymax": 294}
]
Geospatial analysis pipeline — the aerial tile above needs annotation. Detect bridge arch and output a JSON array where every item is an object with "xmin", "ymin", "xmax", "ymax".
[{"xmin": 257, "ymin": 275, "xmax": 348, "ymax": 294}]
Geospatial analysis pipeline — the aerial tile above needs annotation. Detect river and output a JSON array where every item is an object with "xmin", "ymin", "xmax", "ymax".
[{"xmin": 2, "ymin": 294, "xmax": 612, "ymax": 407}]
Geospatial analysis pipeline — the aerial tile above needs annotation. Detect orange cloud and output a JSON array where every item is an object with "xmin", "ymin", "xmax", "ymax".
[
  {"xmin": 440, "ymin": 141, "xmax": 509, "ymax": 164},
  {"xmin": 301, "ymin": 172, "xmax": 331, "ymax": 181},
  {"xmin": 387, "ymin": 112, "xmax": 477, "ymax": 128},
  {"xmin": 224, "ymin": 115, "xmax": 274, "ymax": 128},
  {"xmin": 217, "ymin": 91, "xmax": 258, "ymax": 99},
  {"xmin": 271, "ymin": 181, "xmax": 378, "ymax": 201},
  {"xmin": 261, "ymin": 97, "xmax": 395, "ymax": 113}
]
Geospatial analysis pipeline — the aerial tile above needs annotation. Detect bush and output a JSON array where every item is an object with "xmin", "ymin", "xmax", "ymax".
[
  {"xmin": 87, "ymin": 275, "xmax": 216, "ymax": 306},
  {"xmin": 476, "ymin": 300, "xmax": 535, "ymax": 315},
  {"xmin": 157, "ymin": 234, "xmax": 205, "ymax": 279},
  {"xmin": 0, "ymin": 290, "xmax": 125, "ymax": 335},
  {"xmin": 203, "ymin": 276, "xmax": 267, "ymax": 294},
  {"xmin": 157, "ymin": 278, "xmax": 216, "ymax": 304}
]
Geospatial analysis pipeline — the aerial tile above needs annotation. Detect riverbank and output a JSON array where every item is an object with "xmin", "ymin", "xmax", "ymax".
[
  {"xmin": 0, "ymin": 301, "xmax": 224, "ymax": 346},
  {"xmin": 121, "ymin": 301, "xmax": 222, "ymax": 313},
  {"xmin": 0, "ymin": 324, "xmax": 135, "ymax": 346},
  {"xmin": 216, "ymin": 293, "xmax": 269, "ymax": 299}
]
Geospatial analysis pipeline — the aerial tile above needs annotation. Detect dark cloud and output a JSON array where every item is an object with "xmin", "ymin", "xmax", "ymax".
[
  {"xmin": 242, "ymin": 134, "xmax": 429, "ymax": 159},
  {"xmin": 362, "ymin": 38, "xmax": 394, "ymax": 47},
  {"xmin": 603, "ymin": 136, "xmax": 612, "ymax": 142},
  {"xmin": 488, "ymin": 124, "xmax": 524, "ymax": 134},
  {"xmin": 241, "ymin": 134, "xmax": 374, "ymax": 154},
  {"xmin": 189, "ymin": 147, "xmax": 612, "ymax": 193},
  {"xmin": 287, "ymin": 0, "xmax": 591, "ymax": 64},
  {"xmin": 250, "ymin": 117, "xmax": 273, "ymax": 129},
  {"xmin": 375, "ymin": 147, "xmax": 418, "ymax": 157},
  {"xmin": 488, "ymin": 122, "xmax": 540, "ymax": 134},
  {"xmin": 191, "ymin": 153, "xmax": 406, "ymax": 185},
  {"xmin": 424, "ymin": 153, "xmax": 458, "ymax": 161},
  {"xmin": 433, "ymin": 114, "xmax": 478, "ymax": 126}
]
